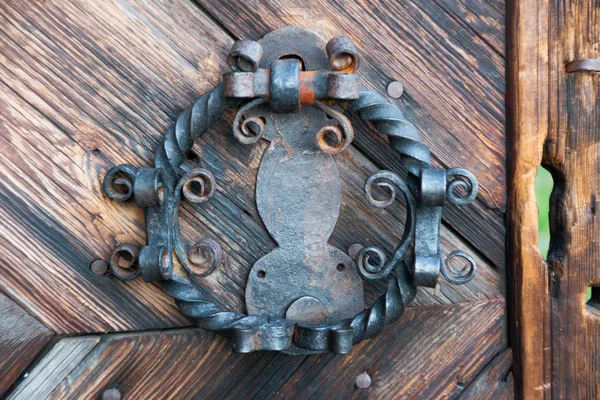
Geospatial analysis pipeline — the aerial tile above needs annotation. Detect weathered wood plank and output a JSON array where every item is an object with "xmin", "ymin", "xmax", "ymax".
[
  {"xmin": 0, "ymin": 0, "xmax": 500, "ymax": 334},
  {"xmin": 508, "ymin": 0, "xmax": 600, "ymax": 398},
  {"xmin": 0, "ymin": 292, "xmax": 53, "ymax": 397},
  {"xmin": 0, "ymin": 77, "xmax": 189, "ymax": 332},
  {"xmin": 545, "ymin": 0, "xmax": 600, "ymax": 398},
  {"xmin": 196, "ymin": 0, "xmax": 507, "ymax": 269},
  {"xmin": 8, "ymin": 337, "xmax": 101, "ymax": 400},
  {"xmin": 0, "ymin": 0, "xmax": 234, "ymax": 333},
  {"xmin": 13, "ymin": 300, "xmax": 504, "ymax": 400},
  {"xmin": 432, "ymin": 0, "xmax": 505, "ymax": 57},
  {"xmin": 506, "ymin": 0, "xmax": 551, "ymax": 397},
  {"xmin": 459, "ymin": 349, "xmax": 514, "ymax": 399}
]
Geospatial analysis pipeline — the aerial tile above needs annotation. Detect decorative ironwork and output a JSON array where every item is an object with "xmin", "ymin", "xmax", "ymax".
[{"xmin": 100, "ymin": 26, "xmax": 479, "ymax": 354}]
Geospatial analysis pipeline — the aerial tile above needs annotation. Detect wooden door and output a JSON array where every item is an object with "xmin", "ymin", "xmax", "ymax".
[{"xmin": 0, "ymin": 0, "xmax": 510, "ymax": 398}]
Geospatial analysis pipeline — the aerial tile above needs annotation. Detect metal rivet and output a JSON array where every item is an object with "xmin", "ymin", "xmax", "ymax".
[
  {"xmin": 356, "ymin": 372, "xmax": 372, "ymax": 389},
  {"xmin": 90, "ymin": 259, "xmax": 108, "ymax": 276},
  {"xmin": 347, "ymin": 243, "xmax": 364, "ymax": 260},
  {"xmin": 102, "ymin": 387, "xmax": 121, "ymax": 400},
  {"xmin": 386, "ymin": 81, "xmax": 404, "ymax": 99}
]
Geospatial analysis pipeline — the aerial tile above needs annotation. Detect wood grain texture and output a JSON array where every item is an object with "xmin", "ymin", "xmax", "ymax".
[
  {"xmin": 0, "ymin": 292, "xmax": 53, "ymax": 397},
  {"xmin": 545, "ymin": 0, "xmax": 600, "ymax": 398},
  {"xmin": 506, "ymin": 0, "xmax": 551, "ymax": 397},
  {"xmin": 508, "ymin": 0, "xmax": 600, "ymax": 398},
  {"xmin": 0, "ymin": 0, "xmax": 233, "ymax": 333},
  {"xmin": 459, "ymin": 349, "xmax": 514, "ymax": 400},
  {"xmin": 0, "ymin": 0, "xmax": 501, "ymax": 334},
  {"xmin": 13, "ymin": 300, "xmax": 504, "ymax": 400},
  {"xmin": 195, "ymin": 0, "xmax": 507, "ymax": 269},
  {"xmin": 432, "ymin": 0, "xmax": 505, "ymax": 57},
  {"xmin": 8, "ymin": 337, "xmax": 101, "ymax": 400}
]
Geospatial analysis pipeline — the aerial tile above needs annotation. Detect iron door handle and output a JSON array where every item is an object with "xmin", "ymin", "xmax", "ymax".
[{"xmin": 100, "ymin": 26, "xmax": 478, "ymax": 354}]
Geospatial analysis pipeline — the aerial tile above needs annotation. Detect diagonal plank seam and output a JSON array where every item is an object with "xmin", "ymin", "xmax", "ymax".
[
  {"xmin": 191, "ymin": 1, "xmax": 238, "ymax": 41},
  {"xmin": 10, "ymin": 299, "xmax": 502, "ymax": 399}
]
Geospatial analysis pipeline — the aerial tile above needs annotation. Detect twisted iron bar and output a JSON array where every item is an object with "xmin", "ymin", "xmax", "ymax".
[
  {"xmin": 154, "ymin": 83, "xmax": 237, "ymax": 187},
  {"xmin": 346, "ymin": 90, "xmax": 432, "ymax": 177},
  {"xmin": 163, "ymin": 259, "xmax": 416, "ymax": 353}
]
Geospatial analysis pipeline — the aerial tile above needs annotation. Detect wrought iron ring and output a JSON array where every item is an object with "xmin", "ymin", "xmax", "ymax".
[{"xmin": 101, "ymin": 26, "xmax": 479, "ymax": 354}]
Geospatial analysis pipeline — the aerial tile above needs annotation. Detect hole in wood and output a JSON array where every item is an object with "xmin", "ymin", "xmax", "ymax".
[
  {"xmin": 535, "ymin": 166, "xmax": 553, "ymax": 259},
  {"xmin": 586, "ymin": 286, "xmax": 600, "ymax": 312}
]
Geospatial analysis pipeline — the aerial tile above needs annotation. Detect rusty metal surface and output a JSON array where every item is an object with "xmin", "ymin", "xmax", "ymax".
[
  {"xmin": 566, "ymin": 58, "xmax": 600, "ymax": 73},
  {"xmin": 246, "ymin": 105, "xmax": 364, "ymax": 324},
  {"xmin": 223, "ymin": 27, "xmax": 359, "ymax": 104},
  {"xmin": 100, "ymin": 26, "xmax": 479, "ymax": 354}
]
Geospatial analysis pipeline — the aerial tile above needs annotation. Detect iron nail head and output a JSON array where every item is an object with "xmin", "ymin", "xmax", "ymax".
[{"xmin": 386, "ymin": 81, "xmax": 404, "ymax": 98}]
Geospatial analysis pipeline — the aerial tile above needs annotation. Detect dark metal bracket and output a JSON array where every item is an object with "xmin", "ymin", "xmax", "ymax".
[{"xmin": 101, "ymin": 26, "xmax": 479, "ymax": 354}]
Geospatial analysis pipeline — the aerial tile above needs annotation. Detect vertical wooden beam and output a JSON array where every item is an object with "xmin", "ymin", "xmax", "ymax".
[
  {"xmin": 509, "ymin": 0, "xmax": 600, "ymax": 397},
  {"xmin": 546, "ymin": 0, "xmax": 600, "ymax": 398},
  {"xmin": 507, "ymin": 0, "xmax": 551, "ymax": 397}
]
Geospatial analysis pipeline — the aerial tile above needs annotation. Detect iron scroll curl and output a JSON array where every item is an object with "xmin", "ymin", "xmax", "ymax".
[{"xmin": 101, "ymin": 27, "xmax": 479, "ymax": 354}]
